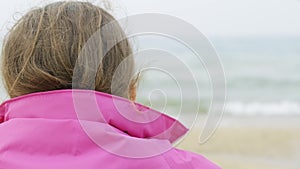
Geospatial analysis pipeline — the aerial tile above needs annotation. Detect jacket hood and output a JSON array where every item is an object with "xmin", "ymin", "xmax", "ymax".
[
  {"xmin": 0, "ymin": 89, "xmax": 222, "ymax": 169},
  {"xmin": 0, "ymin": 89, "xmax": 188, "ymax": 143}
]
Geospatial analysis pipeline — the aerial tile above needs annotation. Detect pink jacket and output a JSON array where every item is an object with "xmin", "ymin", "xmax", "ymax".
[{"xmin": 0, "ymin": 89, "xmax": 220, "ymax": 169}]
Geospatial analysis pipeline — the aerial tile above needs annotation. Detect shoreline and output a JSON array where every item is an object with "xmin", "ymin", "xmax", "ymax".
[{"xmin": 176, "ymin": 115, "xmax": 300, "ymax": 169}]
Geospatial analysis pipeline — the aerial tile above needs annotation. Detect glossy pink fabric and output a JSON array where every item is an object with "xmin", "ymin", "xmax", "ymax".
[{"xmin": 0, "ymin": 89, "xmax": 220, "ymax": 169}]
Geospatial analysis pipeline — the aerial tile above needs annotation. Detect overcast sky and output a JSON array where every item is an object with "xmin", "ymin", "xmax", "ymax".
[{"xmin": 0, "ymin": 0, "xmax": 300, "ymax": 38}]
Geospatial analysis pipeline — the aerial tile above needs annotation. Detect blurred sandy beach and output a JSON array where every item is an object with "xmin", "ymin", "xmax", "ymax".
[{"xmin": 177, "ymin": 115, "xmax": 300, "ymax": 169}]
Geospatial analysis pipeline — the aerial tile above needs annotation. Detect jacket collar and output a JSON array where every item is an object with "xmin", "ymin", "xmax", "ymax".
[{"xmin": 0, "ymin": 89, "xmax": 187, "ymax": 143}]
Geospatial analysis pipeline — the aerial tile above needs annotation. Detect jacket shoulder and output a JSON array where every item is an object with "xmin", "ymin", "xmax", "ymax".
[{"xmin": 161, "ymin": 148, "xmax": 221, "ymax": 169}]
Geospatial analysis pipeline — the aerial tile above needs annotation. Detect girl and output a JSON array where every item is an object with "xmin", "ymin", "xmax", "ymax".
[{"xmin": 0, "ymin": 1, "xmax": 220, "ymax": 169}]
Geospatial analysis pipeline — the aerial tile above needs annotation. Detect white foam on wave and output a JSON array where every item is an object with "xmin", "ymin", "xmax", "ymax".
[{"xmin": 225, "ymin": 101, "xmax": 300, "ymax": 116}]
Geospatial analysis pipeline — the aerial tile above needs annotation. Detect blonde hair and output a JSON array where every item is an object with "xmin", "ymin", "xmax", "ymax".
[{"xmin": 1, "ymin": 1, "xmax": 136, "ymax": 99}]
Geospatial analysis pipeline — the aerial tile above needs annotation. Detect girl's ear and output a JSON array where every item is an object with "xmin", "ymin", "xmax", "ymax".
[{"xmin": 129, "ymin": 81, "xmax": 137, "ymax": 101}]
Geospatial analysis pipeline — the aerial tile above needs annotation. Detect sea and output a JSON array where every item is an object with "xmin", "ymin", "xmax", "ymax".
[{"xmin": 133, "ymin": 35, "xmax": 300, "ymax": 116}]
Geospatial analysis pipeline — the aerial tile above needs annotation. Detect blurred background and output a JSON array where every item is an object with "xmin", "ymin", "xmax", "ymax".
[{"xmin": 1, "ymin": 0, "xmax": 300, "ymax": 168}]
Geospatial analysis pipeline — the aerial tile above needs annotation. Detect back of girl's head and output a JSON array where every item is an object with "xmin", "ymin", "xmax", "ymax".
[{"xmin": 1, "ymin": 1, "xmax": 135, "ymax": 99}]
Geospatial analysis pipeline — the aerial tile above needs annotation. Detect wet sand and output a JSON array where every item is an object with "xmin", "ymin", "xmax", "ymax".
[{"xmin": 176, "ymin": 116, "xmax": 300, "ymax": 169}]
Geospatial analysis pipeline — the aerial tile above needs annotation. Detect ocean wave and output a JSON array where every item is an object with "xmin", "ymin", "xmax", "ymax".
[{"xmin": 225, "ymin": 101, "xmax": 300, "ymax": 116}]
